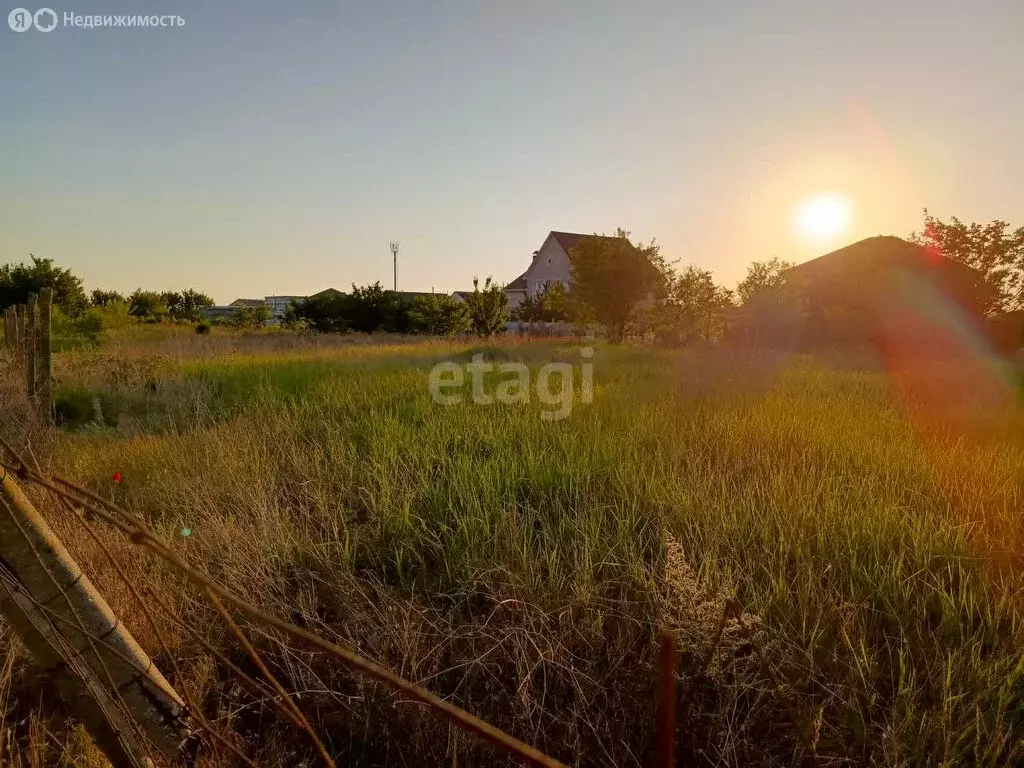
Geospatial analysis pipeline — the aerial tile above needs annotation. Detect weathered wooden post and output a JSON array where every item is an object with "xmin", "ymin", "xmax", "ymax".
[
  {"xmin": 3, "ymin": 307, "xmax": 14, "ymax": 350},
  {"xmin": 0, "ymin": 470, "xmax": 190, "ymax": 766},
  {"xmin": 15, "ymin": 304, "xmax": 26, "ymax": 355},
  {"xmin": 25, "ymin": 294, "xmax": 37, "ymax": 403},
  {"xmin": 38, "ymin": 288, "xmax": 53, "ymax": 422}
]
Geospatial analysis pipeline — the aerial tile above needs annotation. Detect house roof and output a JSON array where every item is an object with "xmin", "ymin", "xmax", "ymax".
[
  {"xmin": 506, "ymin": 231, "xmax": 628, "ymax": 287},
  {"xmin": 786, "ymin": 235, "xmax": 998, "ymax": 313},
  {"xmin": 309, "ymin": 288, "xmax": 345, "ymax": 299},
  {"xmin": 788, "ymin": 236, "xmax": 981, "ymax": 283},
  {"xmin": 229, "ymin": 298, "xmax": 265, "ymax": 307},
  {"xmin": 393, "ymin": 291, "xmax": 435, "ymax": 303},
  {"xmin": 548, "ymin": 230, "xmax": 625, "ymax": 256},
  {"xmin": 202, "ymin": 306, "xmax": 243, "ymax": 317}
]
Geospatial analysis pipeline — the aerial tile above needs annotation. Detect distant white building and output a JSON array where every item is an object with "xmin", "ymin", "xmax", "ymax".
[
  {"xmin": 264, "ymin": 295, "xmax": 307, "ymax": 321},
  {"xmin": 505, "ymin": 230, "xmax": 624, "ymax": 310},
  {"xmin": 201, "ymin": 295, "xmax": 307, "ymax": 324}
]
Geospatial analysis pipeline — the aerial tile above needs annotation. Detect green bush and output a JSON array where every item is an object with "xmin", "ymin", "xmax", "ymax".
[
  {"xmin": 464, "ymin": 276, "xmax": 508, "ymax": 338},
  {"xmin": 409, "ymin": 294, "xmax": 471, "ymax": 335},
  {"xmin": 231, "ymin": 304, "xmax": 271, "ymax": 330},
  {"xmin": 54, "ymin": 387, "xmax": 119, "ymax": 429},
  {"xmin": 51, "ymin": 302, "xmax": 134, "ymax": 350},
  {"xmin": 195, "ymin": 321, "xmax": 211, "ymax": 335}
]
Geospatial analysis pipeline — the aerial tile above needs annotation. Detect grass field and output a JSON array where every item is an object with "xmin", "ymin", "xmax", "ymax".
[{"xmin": 1, "ymin": 329, "xmax": 1022, "ymax": 766}]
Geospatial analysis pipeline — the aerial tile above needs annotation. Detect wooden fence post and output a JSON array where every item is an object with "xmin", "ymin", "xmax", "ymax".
[
  {"xmin": 0, "ymin": 470, "xmax": 190, "ymax": 766},
  {"xmin": 25, "ymin": 294, "xmax": 37, "ymax": 403},
  {"xmin": 15, "ymin": 304, "xmax": 26, "ymax": 355},
  {"xmin": 3, "ymin": 307, "xmax": 13, "ymax": 351},
  {"xmin": 38, "ymin": 289, "xmax": 53, "ymax": 423}
]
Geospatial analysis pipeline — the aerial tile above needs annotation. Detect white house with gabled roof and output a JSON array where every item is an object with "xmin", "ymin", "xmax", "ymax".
[{"xmin": 505, "ymin": 230, "xmax": 625, "ymax": 310}]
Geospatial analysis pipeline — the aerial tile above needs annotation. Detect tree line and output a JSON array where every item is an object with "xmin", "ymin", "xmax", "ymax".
[
  {"xmin": 286, "ymin": 278, "xmax": 507, "ymax": 337},
  {"xmin": 2, "ymin": 209, "xmax": 1020, "ymax": 346},
  {"xmin": 514, "ymin": 212, "xmax": 1022, "ymax": 346},
  {"xmin": 0, "ymin": 257, "xmax": 218, "ymax": 342}
]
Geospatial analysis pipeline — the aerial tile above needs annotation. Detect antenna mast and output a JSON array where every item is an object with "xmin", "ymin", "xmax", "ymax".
[{"xmin": 389, "ymin": 241, "xmax": 400, "ymax": 292}]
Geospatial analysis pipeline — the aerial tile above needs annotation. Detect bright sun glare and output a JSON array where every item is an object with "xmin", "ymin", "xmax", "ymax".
[{"xmin": 794, "ymin": 193, "xmax": 853, "ymax": 245}]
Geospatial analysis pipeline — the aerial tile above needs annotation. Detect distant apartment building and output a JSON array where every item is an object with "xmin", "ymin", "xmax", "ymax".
[
  {"xmin": 264, "ymin": 295, "xmax": 307, "ymax": 320},
  {"xmin": 202, "ymin": 295, "xmax": 307, "ymax": 324}
]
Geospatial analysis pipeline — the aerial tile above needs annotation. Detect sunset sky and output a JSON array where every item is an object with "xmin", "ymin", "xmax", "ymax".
[{"xmin": 2, "ymin": 1, "xmax": 1022, "ymax": 303}]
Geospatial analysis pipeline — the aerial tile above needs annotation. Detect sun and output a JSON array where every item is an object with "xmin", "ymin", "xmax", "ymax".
[{"xmin": 794, "ymin": 193, "xmax": 853, "ymax": 245}]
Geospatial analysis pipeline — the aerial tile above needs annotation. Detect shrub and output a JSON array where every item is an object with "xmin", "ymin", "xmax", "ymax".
[
  {"xmin": 464, "ymin": 277, "xmax": 508, "ymax": 338},
  {"xmin": 163, "ymin": 289, "xmax": 215, "ymax": 322},
  {"xmin": 128, "ymin": 290, "xmax": 170, "ymax": 322},
  {"xmin": 231, "ymin": 304, "xmax": 271, "ymax": 330},
  {"xmin": 409, "ymin": 294, "xmax": 471, "ymax": 335},
  {"xmin": 53, "ymin": 387, "xmax": 119, "ymax": 429},
  {"xmin": 195, "ymin": 322, "xmax": 211, "ymax": 335},
  {"xmin": 291, "ymin": 284, "xmax": 413, "ymax": 334}
]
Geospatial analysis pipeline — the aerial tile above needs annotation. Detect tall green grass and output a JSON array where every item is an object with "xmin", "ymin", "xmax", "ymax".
[{"xmin": 7, "ymin": 339, "xmax": 1024, "ymax": 766}]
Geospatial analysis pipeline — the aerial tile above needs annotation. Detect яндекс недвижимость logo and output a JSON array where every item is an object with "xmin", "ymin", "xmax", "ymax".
[
  {"xmin": 8, "ymin": 7, "xmax": 56, "ymax": 31},
  {"xmin": 7, "ymin": 8, "xmax": 184, "ymax": 31}
]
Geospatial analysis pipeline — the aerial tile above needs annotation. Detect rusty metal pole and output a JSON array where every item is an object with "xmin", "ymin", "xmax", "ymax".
[
  {"xmin": 0, "ymin": 469, "xmax": 190, "ymax": 766},
  {"xmin": 656, "ymin": 633, "xmax": 677, "ymax": 768}
]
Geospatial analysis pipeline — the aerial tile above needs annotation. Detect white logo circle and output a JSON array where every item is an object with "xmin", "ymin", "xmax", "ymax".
[
  {"xmin": 7, "ymin": 7, "xmax": 33, "ymax": 31},
  {"xmin": 33, "ymin": 7, "xmax": 57, "ymax": 31}
]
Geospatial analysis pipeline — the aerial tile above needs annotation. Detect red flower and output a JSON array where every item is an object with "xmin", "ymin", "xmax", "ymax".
[{"xmin": 111, "ymin": 472, "xmax": 123, "ymax": 485}]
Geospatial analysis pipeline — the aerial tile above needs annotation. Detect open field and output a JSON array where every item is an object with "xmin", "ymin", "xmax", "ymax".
[{"xmin": 2, "ymin": 330, "xmax": 1023, "ymax": 767}]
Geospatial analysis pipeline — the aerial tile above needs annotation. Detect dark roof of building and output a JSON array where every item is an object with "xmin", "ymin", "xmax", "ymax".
[
  {"xmin": 202, "ymin": 306, "xmax": 243, "ymax": 317},
  {"xmin": 788, "ymin": 236, "xmax": 981, "ymax": 282},
  {"xmin": 229, "ymin": 298, "xmax": 265, "ymax": 307},
  {"xmin": 505, "ymin": 231, "xmax": 629, "ymax": 288},
  {"xmin": 548, "ymin": 230, "xmax": 624, "ymax": 256},
  {"xmin": 786, "ymin": 235, "xmax": 999, "ymax": 313},
  {"xmin": 393, "ymin": 291, "xmax": 435, "ymax": 304},
  {"xmin": 309, "ymin": 288, "xmax": 345, "ymax": 299}
]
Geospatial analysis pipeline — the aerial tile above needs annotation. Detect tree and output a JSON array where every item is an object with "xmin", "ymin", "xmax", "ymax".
[
  {"xmin": 231, "ymin": 304, "xmax": 271, "ymax": 330},
  {"xmin": 289, "ymin": 285, "xmax": 409, "ymax": 334},
  {"xmin": 645, "ymin": 266, "xmax": 735, "ymax": 346},
  {"xmin": 345, "ymin": 282, "xmax": 406, "ymax": 333},
  {"xmin": 76, "ymin": 301, "xmax": 132, "ymax": 337},
  {"xmin": 91, "ymin": 288, "xmax": 126, "ymax": 307},
  {"xmin": 911, "ymin": 210, "xmax": 1024, "ymax": 312},
  {"xmin": 162, "ymin": 289, "xmax": 214, "ymax": 322},
  {"xmin": 293, "ymin": 292, "xmax": 349, "ymax": 333},
  {"xmin": 512, "ymin": 293, "xmax": 541, "ymax": 324},
  {"xmin": 463, "ymin": 277, "xmax": 508, "ymax": 338},
  {"xmin": 280, "ymin": 300, "xmax": 310, "ymax": 330},
  {"xmin": 0, "ymin": 255, "xmax": 89, "ymax": 317},
  {"xmin": 536, "ymin": 282, "xmax": 570, "ymax": 322},
  {"xmin": 512, "ymin": 282, "xmax": 571, "ymax": 326},
  {"xmin": 736, "ymin": 257, "xmax": 794, "ymax": 305},
  {"xmin": 128, "ymin": 290, "xmax": 170, "ymax": 322},
  {"xmin": 409, "ymin": 294, "xmax": 471, "ymax": 335},
  {"xmin": 568, "ymin": 229, "xmax": 667, "ymax": 342}
]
